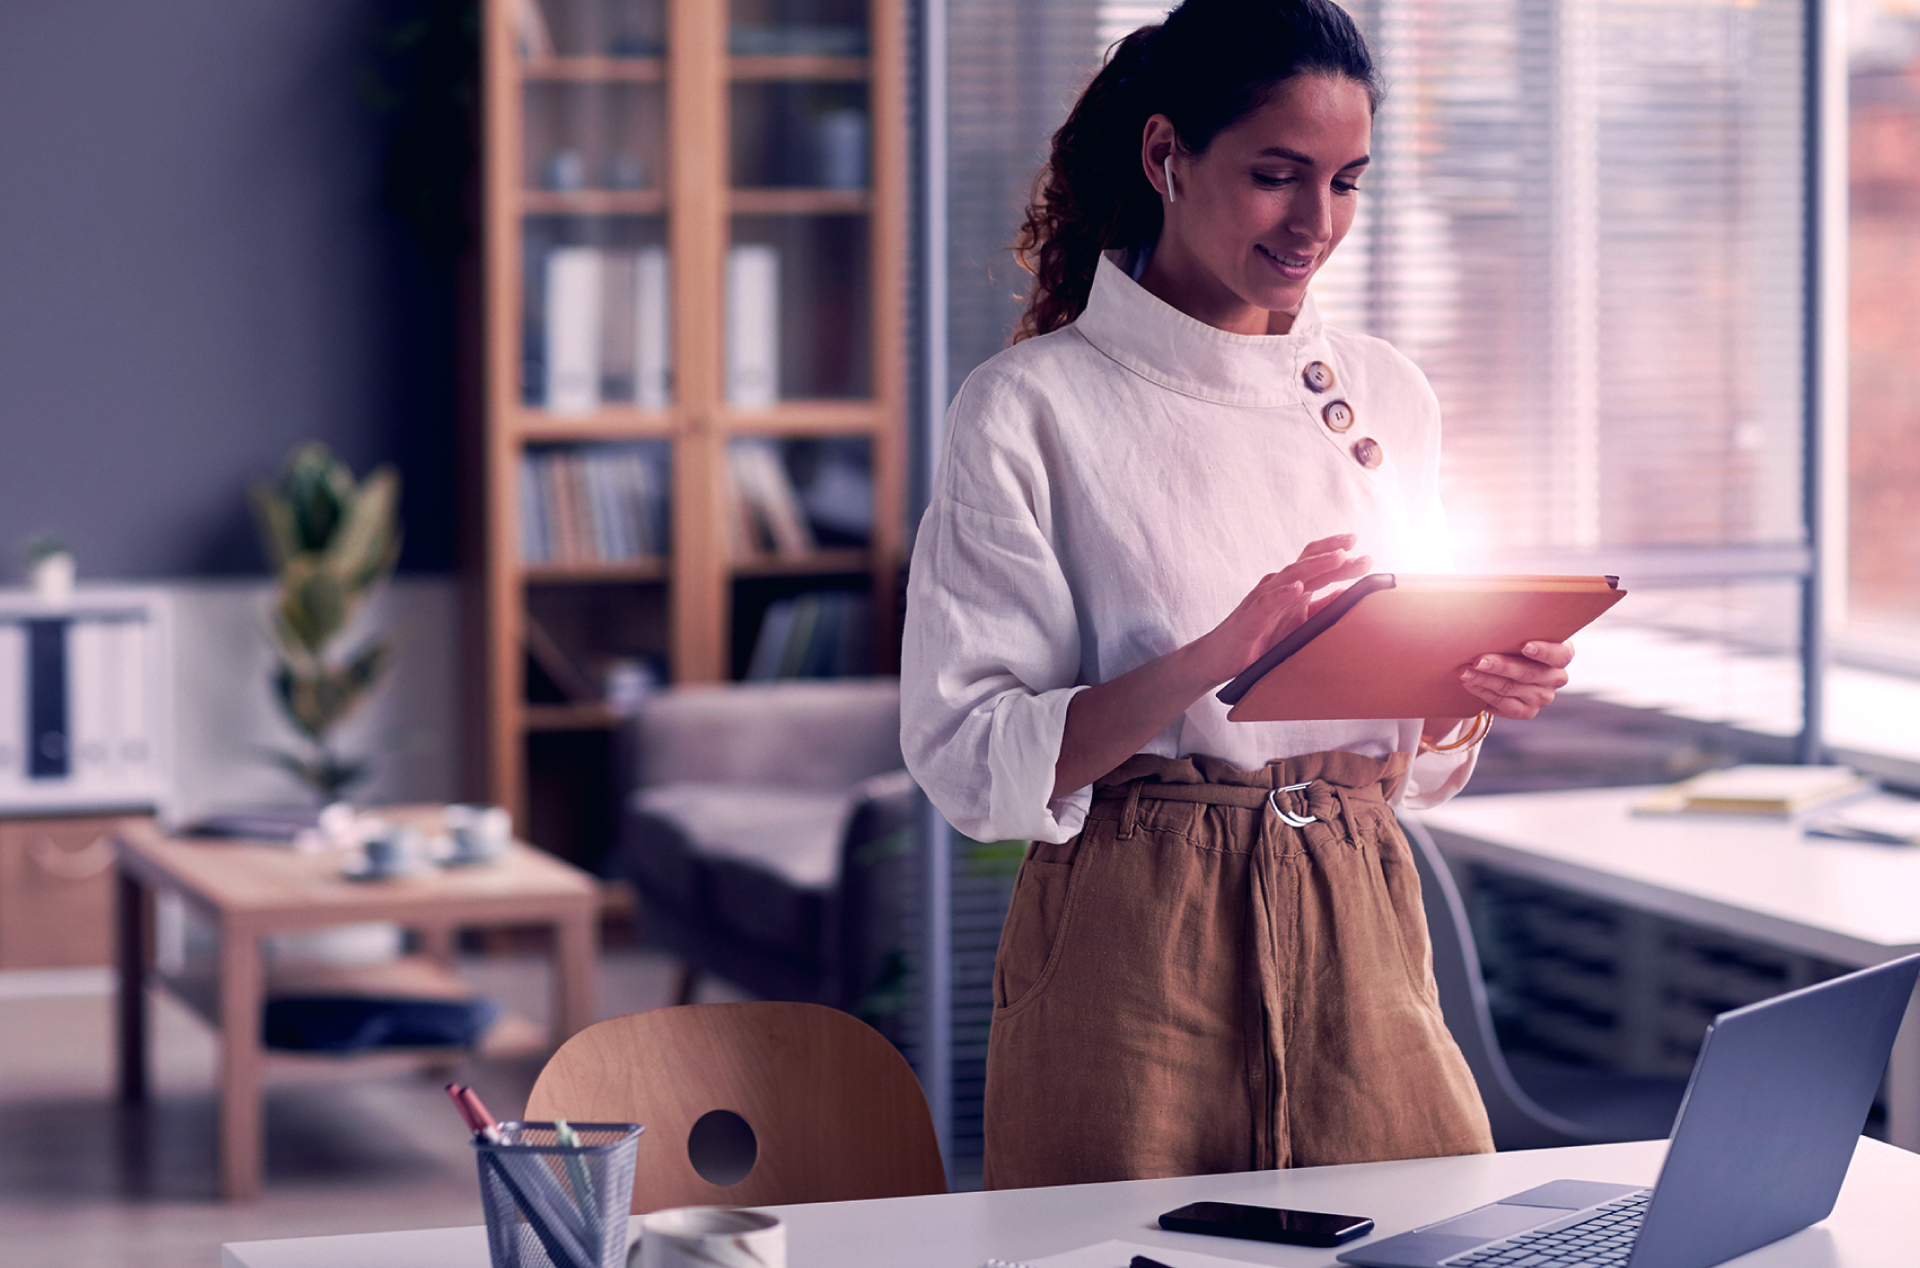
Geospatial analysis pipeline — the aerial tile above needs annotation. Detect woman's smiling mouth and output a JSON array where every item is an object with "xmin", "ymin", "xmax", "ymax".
[{"xmin": 1255, "ymin": 242, "xmax": 1318, "ymax": 280}]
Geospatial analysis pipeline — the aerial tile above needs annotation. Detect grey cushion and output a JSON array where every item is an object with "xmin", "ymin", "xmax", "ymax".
[
  {"xmin": 632, "ymin": 783, "xmax": 847, "ymax": 889},
  {"xmin": 632, "ymin": 679, "xmax": 901, "ymax": 791}
]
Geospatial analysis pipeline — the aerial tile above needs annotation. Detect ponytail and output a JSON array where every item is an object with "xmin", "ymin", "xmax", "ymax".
[{"xmin": 1012, "ymin": 0, "xmax": 1383, "ymax": 342}]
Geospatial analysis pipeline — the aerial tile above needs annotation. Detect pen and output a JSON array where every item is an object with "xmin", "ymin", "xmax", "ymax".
[
  {"xmin": 457, "ymin": 1084, "xmax": 504, "ymax": 1144},
  {"xmin": 552, "ymin": 1116, "xmax": 600, "ymax": 1230},
  {"xmin": 445, "ymin": 1083, "xmax": 483, "ymax": 1134},
  {"xmin": 1130, "ymin": 1256, "xmax": 1177, "ymax": 1268}
]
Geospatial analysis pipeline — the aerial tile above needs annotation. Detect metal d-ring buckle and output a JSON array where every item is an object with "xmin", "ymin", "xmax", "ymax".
[{"xmin": 1267, "ymin": 781, "xmax": 1317, "ymax": 827}]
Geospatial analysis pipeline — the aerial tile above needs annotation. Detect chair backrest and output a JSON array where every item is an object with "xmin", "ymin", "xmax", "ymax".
[
  {"xmin": 1400, "ymin": 813, "xmax": 1603, "ymax": 1150},
  {"xmin": 524, "ymin": 1001, "xmax": 946, "ymax": 1211},
  {"xmin": 632, "ymin": 680, "xmax": 902, "ymax": 791}
]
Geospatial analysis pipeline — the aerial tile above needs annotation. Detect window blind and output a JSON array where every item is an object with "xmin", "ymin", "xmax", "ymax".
[
  {"xmin": 1322, "ymin": 0, "xmax": 1808, "ymax": 558},
  {"xmin": 1094, "ymin": 0, "xmax": 1808, "ymax": 558}
]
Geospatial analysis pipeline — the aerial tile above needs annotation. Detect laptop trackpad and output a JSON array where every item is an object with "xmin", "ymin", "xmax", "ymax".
[{"xmin": 1426, "ymin": 1203, "xmax": 1561, "ymax": 1241}]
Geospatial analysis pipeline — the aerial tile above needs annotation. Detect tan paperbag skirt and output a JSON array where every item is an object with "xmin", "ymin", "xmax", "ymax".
[{"xmin": 982, "ymin": 749, "xmax": 1493, "ymax": 1189}]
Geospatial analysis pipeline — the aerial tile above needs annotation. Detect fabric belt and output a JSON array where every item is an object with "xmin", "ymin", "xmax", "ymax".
[{"xmin": 1094, "ymin": 770, "xmax": 1391, "ymax": 848}]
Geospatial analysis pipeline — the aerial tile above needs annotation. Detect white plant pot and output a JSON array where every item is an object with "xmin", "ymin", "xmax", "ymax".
[{"xmin": 30, "ymin": 551, "xmax": 74, "ymax": 601}]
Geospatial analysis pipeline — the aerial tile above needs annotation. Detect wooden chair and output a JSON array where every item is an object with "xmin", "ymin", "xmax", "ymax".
[{"xmin": 524, "ymin": 1001, "xmax": 946, "ymax": 1211}]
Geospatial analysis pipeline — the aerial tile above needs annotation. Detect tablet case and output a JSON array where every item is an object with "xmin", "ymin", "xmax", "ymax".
[{"xmin": 1217, "ymin": 574, "xmax": 1625, "ymax": 722}]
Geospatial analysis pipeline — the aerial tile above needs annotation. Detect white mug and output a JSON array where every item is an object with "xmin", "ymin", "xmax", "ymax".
[{"xmin": 629, "ymin": 1207, "xmax": 784, "ymax": 1268}]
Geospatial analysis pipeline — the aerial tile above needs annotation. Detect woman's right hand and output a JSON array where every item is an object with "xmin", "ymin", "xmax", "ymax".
[
  {"xmin": 1051, "ymin": 533, "xmax": 1372, "ymax": 800},
  {"xmin": 1188, "ymin": 533, "xmax": 1374, "ymax": 686}
]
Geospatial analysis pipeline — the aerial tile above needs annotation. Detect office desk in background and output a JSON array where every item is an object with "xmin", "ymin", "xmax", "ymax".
[
  {"xmin": 1418, "ymin": 785, "xmax": 1920, "ymax": 1149},
  {"xmin": 220, "ymin": 1138, "xmax": 1920, "ymax": 1268}
]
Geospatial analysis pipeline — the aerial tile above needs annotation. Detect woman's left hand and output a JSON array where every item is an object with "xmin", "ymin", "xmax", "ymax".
[{"xmin": 1456, "ymin": 640, "xmax": 1574, "ymax": 721}]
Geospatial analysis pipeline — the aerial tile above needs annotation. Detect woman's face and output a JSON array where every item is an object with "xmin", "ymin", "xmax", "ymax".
[{"xmin": 1141, "ymin": 73, "xmax": 1373, "ymax": 335}]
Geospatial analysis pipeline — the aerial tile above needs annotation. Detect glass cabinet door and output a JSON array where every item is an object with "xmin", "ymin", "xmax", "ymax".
[
  {"xmin": 518, "ymin": 0, "xmax": 671, "ymax": 414},
  {"xmin": 726, "ymin": 0, "xmax": 873, "ymax": 405}
]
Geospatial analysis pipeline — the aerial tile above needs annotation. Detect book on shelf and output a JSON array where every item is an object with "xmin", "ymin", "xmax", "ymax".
[
  {"xmin": 541, "ymin": 245, "xmax": 672, "ymax": 413},
  {"xmin": 744, "ymin": 591, "xmax": 873, "ymax": 681},
  {"xmin": 599, "ymin": 251, "xmax": 638, "ymax": 406},
  {"xmin": 634, "ymin": 246, "xmax": 670, "ymax": 408},
  {"xmin": 727, "ymin": 439, "xmax": 815, "ymax": 558},
  {"xmin": 543, "ymin": 247, "xmax": 601, "ymax": 414},
  {"xmin": 726, "ymin": 244, "xmax": 781, "ymax": 408},
  {"xmin": 519, "ymin": 444, "xmax": 669, "ymax": 567}
]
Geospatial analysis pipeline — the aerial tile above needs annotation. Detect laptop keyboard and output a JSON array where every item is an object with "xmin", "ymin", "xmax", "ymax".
[{"xmin": 1441, "ymin": 1190, "xmax": 1652, "ymax": 1268}]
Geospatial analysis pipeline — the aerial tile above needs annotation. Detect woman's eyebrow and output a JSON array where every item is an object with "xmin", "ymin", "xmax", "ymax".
[{"xmin": 1255, "ymin": 146, "xmax": 1371, "ymax": 171}]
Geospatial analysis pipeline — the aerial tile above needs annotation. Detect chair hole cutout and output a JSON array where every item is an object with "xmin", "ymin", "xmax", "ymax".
[{"xmin": 687, "ymin": 1108, "xmax": 757, "ymax": 1186}]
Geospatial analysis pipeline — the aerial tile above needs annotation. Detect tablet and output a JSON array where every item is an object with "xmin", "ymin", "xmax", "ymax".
[{"xmin": 1216, "ymin": 574, "xmax": 1625, "ymax": 722}]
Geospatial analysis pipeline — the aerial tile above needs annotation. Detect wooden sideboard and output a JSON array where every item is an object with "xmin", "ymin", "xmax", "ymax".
[{"xmin": 0, "ymin": 813, "xmax": 147, "ymax": 969}]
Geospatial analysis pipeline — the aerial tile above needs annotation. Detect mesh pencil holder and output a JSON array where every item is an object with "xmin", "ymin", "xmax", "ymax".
[{"xmin": 475, "ymin": 1121, "xmax": 643, "ymax": 1268}]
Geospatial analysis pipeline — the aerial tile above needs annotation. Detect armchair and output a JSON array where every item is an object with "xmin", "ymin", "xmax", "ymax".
[{"xmin": 608, "ymin": 679, "xmax": 920, "ymax": 1036}]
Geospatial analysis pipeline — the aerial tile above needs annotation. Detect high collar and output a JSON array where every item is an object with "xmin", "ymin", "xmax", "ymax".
[{"xmin": 1071, "ymin": 253, "xmax": 1327, "ymax": 408}]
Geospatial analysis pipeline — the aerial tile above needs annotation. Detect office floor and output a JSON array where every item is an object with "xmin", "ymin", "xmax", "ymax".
[{"xmin": 0, "ymin": 949, "xmax": 742, "ymax": 1268}]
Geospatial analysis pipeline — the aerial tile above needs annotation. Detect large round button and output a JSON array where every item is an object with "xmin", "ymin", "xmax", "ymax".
[
  {"xmin": 1351, "ymin": 437, "xmax": 1383, "ymax": 469},
  {"xmin": 1303, "ymin": 360, "xmax": 1335, "ymax": 393},
  {"xmin": 1322, "ymin": 400, "xmax": 1355, "ymax": 432}
]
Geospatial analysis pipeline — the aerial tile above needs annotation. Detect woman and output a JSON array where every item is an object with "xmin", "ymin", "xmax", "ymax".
[{"xmin": 901, "ymin": 0, "xmax": 1573, "ymax": 1188}]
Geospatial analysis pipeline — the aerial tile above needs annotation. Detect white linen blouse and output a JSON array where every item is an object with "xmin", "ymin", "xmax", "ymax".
[{"xmin": 902, "ymin": 254, "xmax": 1479, "ymax": 845}]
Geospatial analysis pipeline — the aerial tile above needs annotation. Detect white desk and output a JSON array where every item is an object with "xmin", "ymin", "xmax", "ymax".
[
  {"xmin": 1417, "ymin": 785, "xmax": 1920, "ymax": 1148},
  {"xmin": 221, "ymin": 1138, "xmax": 1920, "ymax": 1268}
]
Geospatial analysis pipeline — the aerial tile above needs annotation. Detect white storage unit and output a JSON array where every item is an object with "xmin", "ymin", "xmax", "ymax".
[{"xmin": 0, "ymin": 587, "xmax": 172, "ymax": 815}]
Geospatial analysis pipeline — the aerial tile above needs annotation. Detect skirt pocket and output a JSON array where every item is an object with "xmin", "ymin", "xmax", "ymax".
[
  {"xmin": 1374, "ymin": 824, "xmax": 1441, "ymax": 1003},
  {"xmin": 992, "ymin": 857, "xmax": 1077, "ymax": 1012}
]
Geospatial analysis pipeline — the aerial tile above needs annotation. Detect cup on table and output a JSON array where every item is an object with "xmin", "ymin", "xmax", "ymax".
[
  {"xmin": 361, "ymin": 825, "xmax": 419, "ymax": 878},
  {"xmin": 629, "ymin": 1208, "xmax": 784, "ymax": 1268},
  {"xmin": 445, "ymin": 804, "xmax": 512, "ymax": 865}
]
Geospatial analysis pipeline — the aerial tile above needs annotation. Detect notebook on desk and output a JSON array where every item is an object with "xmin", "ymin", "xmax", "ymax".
[{"xmin": 1337, "ymin": 954, "xmax": 1920, "ymax": 1268}]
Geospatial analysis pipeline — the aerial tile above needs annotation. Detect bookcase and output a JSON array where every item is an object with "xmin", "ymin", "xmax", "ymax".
[{"xmin": 479, "ymin": 0, "xmax": 906, "ymax": 853}]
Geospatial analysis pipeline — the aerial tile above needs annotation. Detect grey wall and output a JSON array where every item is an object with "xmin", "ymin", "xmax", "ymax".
[{"xmin": 0, "ymin": 0, "xmax": 465, "ymax": 579}]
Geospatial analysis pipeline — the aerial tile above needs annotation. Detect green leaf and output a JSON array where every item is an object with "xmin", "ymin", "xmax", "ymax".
[
  {"xmin": 259, "ymin": 745, "xmax": 368, "ymax": 802},
  {"xmin": 248, "ymin": 483, "xmax": 300, "ymax": 570},
  {"xmin": 280, "ymin": 443, "xmax": 353, "ymax": 551},
  {"xmin": 271, "ymin": 667, "xmax": 318, "ymax": 742},
  {"xmin": 282, "ymin": 563, "xmax": 351, "ymax": 652},
  {"xmin": 343, "ymin": 640, "xmax": 391, "ymax": 694},
  {"xmin": 330, "ymin": 465, "xmax": 402, "ymax": 588}
]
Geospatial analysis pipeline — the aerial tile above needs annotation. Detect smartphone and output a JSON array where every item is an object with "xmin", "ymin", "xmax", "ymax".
[{"xmin": 1159, "ymin": 1200, "xmax": 1375, "ymax": 1247}]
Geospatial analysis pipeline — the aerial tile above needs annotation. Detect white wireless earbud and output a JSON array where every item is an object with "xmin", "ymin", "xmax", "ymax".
[{"xmin": 1163, "ymin": 154, "xmax": 1178, "ymax": 203}]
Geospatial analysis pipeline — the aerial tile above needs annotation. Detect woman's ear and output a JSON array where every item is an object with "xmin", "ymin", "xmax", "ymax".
[{"xmin": 1140, "ymin": 113, "xmax": 1180, "ymax": 202}]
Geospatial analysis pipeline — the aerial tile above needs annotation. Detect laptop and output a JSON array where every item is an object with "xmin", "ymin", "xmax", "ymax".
[{"xmin": 1338, "ymin": 953, "xmax": 1920, "ymax": 1268}]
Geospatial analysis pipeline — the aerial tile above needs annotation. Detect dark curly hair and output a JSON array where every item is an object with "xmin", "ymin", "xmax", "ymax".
[{"xmin": 1011, "ymin": 0, "xmax": 1382, "ymax": 342}]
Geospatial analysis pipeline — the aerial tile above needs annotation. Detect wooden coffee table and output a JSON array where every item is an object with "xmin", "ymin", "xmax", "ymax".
[{"xmin": 113, "ymin": 810, "xmax": 599, "ymax": 1199}]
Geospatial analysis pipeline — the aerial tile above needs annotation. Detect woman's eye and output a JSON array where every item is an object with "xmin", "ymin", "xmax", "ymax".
[
  {"xmin": 1334, "ymin": 180, "xmax": 1362, "ymax": 195},
  {"xmin": 1253, "ymin": 172, "xmax": 1296, "ymax": 189}
]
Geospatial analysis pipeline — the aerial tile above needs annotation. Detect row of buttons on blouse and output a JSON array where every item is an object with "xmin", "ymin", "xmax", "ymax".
[{"xmin": 1303, "ymin": 359, "xmax": 1381, "ymax": 470}]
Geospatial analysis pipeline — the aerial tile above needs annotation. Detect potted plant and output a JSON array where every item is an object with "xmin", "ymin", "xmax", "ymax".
[
  {"xmin": 23, "ymin": 533, "xmax": 75, "ymax": 600},
  {"xmin": 249, "ymin": 444, "xmax": 402, "ymax": 803}
]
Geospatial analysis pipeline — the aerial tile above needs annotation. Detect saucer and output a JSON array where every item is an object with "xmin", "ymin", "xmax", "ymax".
[{"xmin": 339, "ymin": 855, "xmax": 432, "ymax": 882}]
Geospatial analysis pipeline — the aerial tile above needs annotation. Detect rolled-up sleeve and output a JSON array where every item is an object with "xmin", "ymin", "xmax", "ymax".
[
  {"xmin": 900, "ymin": 372, "xmax": 1091, "ymax": 844},
  {"xmin": 902, "ymin": 496, "xmax": 1091, "ymax": 843}
]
